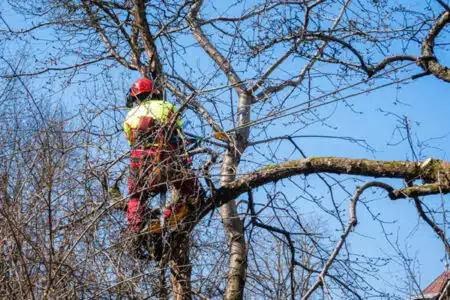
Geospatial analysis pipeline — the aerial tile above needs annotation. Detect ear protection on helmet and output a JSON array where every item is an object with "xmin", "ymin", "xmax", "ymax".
[{"xmin": 126, "ymin": 89, "xmax": 134, "ymax": 108}]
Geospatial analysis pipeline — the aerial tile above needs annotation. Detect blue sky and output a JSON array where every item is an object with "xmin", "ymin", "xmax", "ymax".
[{"xmin": 1, "ymin": 0, "xmax": 450, "ymax": 297}]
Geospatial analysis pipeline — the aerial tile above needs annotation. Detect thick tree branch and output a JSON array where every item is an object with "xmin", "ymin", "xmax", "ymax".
[
  {"xmin": 133, "ymin": 0, "xmax": 162, "ymax": 76},
  {"xmin": 212, "ymin": 157, "xmax": 450, "ymax": 206},
  {"xmin": 107, "ymin": 155, "xmax": 450, "ymax": 295},
  {"xmin": 420, "ymin": 11, "xmax": 450, "ymax": 82},
  {"xmin": 186, "ymin": 0, "xmax": 248, "ymax": 96},
  {"xmin": 177, "ymin": 156, "xmax": 450, "ymax": 232}
]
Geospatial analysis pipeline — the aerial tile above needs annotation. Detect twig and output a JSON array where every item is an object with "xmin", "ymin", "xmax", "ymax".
[{"xmin": 302, "ymin": 181, "xmax": 394, "ymax": 299}]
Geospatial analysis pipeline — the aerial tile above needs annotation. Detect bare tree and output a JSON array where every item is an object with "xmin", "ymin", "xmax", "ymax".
[{"xmin": 1, "ymin": 0, "xmax": 450, "ymax": 299}]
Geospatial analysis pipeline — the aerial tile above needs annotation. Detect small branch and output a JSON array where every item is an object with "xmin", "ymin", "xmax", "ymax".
[
  {"xmin": 247, "ymin": 190, "xmax": 297, "ymax": 300},
  {"xmin": 249, "ymin": 36, "xmax": 303, "ymax": 94},
  {"xmin": 248, "ymin": 0, "xmax": 326, "ymax": 94},
  {"xmin": 153, "ymin": 1, "xmax": 192, "ymax": 39},
  {"xmin": 82, "ymin": 1, "xmax": 137, "ymax": 70},
  {"xmin": 198, "ymin": 147, "xmax": 219, "ymax": 199},
  {"xmin": 187, "ymin": 146, "xmax": 219, "ymax": 191},
  {"xmin": 254, "ymin": 0, "xmax": 351, "ymax": 103},
  {"xmin": 410, "ymin": 189, "xmax": 450, "ymax": 257},
  {"xmin": 92, "ymin": 0, "xmax": 143, "ymax": 72},
  {"xmin": 305, "ymin": 33, "xmax": 373, "ymax": 75},
  {"xmin": 302, "ymin": 181, "xmax": 394, "ymax": 299},
  {"xmin": 0, "ymin": 210, "xmax": 36, "ymax": 299},
  {"xmin": 166, "ymin": 82, "xmax": 224, "ymax": 134},
  {"xmin": 369, "ymin": 55, "xmax": 418, "ymax": 77},
  {"xmin": 248, "ymin": 134, "xmax": 372, "ymax": 151},
  {"xmin": 0, "ymin": 19, "xmax": 84, "ymax": 34},
  {"xmin": 0, "ymin": 56, "xmax": 112, "ymax": 78}
]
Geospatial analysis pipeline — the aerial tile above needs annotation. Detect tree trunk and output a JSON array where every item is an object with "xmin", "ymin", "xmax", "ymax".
[
  {"xmin": 169, "ymin": 232, "xmax": 192, "ymax": 300},
  {"xmin": 220, "ymin": 150, "xmax": 247, "ymax": 300},
  {"xmin": 187, "ymin": 2, "xmax": 251, "ymax": 297},
  {"xmin": 218, "ymin": 91, "xmax": 252, "ymax": 299}
]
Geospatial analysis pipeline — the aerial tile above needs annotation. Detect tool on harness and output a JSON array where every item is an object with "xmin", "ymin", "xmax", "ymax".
[
  {"xmin": 214, "ymin": 131, "xmax": 230, "ymax": 142},
  {"xmin": 183, "ymin": 131, "xmax": 231, "ymax": 146}
]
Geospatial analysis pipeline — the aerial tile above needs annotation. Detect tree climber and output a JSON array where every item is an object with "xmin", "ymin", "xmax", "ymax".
[{"xmin": 124, "ymin": 77, "xmax": 204, "ymax": 258}]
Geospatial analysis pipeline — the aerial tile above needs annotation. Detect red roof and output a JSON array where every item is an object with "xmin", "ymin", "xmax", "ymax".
[{"xmin": 423, "ymin": 270, "xmax": 450, "ymax": 294}]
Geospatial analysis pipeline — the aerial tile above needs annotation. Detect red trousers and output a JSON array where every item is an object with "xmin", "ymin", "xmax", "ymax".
[{"xmin": 127, "ymin": 147, "xmax": 204, "ymax": 231}]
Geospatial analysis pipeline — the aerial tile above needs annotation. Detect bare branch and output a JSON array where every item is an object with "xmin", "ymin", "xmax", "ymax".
[
  {"xmin": 92, "ymin": 0, "xmax": 143, "ymax": 72},
  {"xmin": 420, "ymin": 11, "xmax": 450, "ymax": 82},
  {"xmin": 254, "ymin": 0, "xmax": 352, "ymax": 103},
  {"xmin": 82, "ymin": 1, "xmax": 137, "ymax": 70},
  {"xmin": 133, "ymin": 0, "xmax": 162, "ymax": 76},
  {"xmin": 370, "ymin": 55, "xmax": 418, "ymax": 76},
  {"xmin": 213, "ymin": 157, "xmax": 450, "ymax": 206},
  {"xmin": 166, "ymin": 82, "xmax": 224, "ymax": 134},
  {"xmin": 437, "ymin": 0, "xmax": 450, "ymax": 13},
  {"xmin": 186, "ymin": 0, "xmax": 248, "ymax": 96},
  {"xmin": 302, "ymin": 181, "xmax": 394, "ymax": 299},
  {"xmin": 411, "ymin": 192, "xmax": 450, "ymax": 257},
  {"xmin": 0, "ymin": 56, "xmax": 112, "ymax": 78},
  {"xmin": 0, "ymin": 19, "xmax": 84, "ymax": 34}
]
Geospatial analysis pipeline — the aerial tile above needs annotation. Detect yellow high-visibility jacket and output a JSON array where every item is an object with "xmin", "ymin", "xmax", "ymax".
[{"xmin": 124, "ymin": 99, "xmax": 182, "ymax": 146}]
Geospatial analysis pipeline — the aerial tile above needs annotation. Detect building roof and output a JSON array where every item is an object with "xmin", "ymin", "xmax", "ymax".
[{"xmin": 422, "ymin": 270, "xmax": 450, "ymax": 296}]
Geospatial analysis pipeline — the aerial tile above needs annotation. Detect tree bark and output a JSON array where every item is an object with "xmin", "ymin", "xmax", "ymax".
[
  {"xmin": 169, "ymin": 232, "xmax": 192, "ymax": 300},
  {"xmin": 420, "ymin": 11, "xmax": 450, "ymax": 82},
  {"xmin": 213, "ymin": 157, "xmax": 450, "ymax": 205},
  {"xmin": 133, "ymin": 0, "xmax": 162, "ymax": 77},
  {"xmin": 219, "ymin": 150, "xmax": 247, "ymax": 300},
  {"xmin": 187, "ymin": 3, "xmax": 250, "ymax": 298}
]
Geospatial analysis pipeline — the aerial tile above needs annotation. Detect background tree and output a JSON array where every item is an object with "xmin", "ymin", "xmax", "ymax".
[{"xmin": 1, "ymin": 0, "xmax": 450, "ymax": 299}]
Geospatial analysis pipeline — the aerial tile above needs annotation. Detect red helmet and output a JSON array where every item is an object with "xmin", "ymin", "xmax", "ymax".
[{"xmin": 130, "ymin": 78, "xmax": 152, "ymax": 97}]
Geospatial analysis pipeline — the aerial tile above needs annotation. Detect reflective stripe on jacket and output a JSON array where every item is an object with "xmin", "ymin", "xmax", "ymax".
[{"xmin": 124, "ymin": 100, "xmax": 182, "ymax": 146}]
